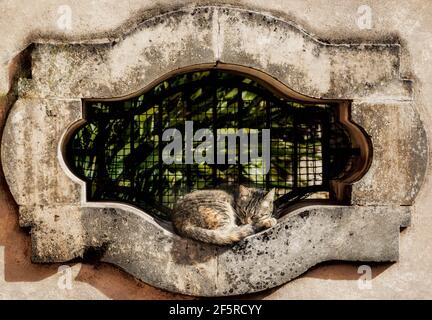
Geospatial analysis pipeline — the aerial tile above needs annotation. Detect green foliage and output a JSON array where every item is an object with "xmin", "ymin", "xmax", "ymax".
[{"xmin": 69, "ymin": 70, "xmax": 343, "ymax": 220}]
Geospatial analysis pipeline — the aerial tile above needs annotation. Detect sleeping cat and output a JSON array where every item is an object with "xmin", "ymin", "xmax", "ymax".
[{"xmin": 171, "ymin": 185, "xmax": 277, "ymax": 245}]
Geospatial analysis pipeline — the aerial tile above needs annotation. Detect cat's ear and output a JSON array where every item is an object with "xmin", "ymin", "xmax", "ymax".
[
  {"xmin": 265, "ymin": 188, "xmax": 276, "ymax": 201},
  {"xmin": 239, "ymin": 185, "xmax": 250, "ymax": 198}
]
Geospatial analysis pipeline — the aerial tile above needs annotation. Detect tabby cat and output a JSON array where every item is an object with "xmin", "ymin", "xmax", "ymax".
[{"xmin": 171, "ymin": 185, "xmax": 277, "ymax": 245}]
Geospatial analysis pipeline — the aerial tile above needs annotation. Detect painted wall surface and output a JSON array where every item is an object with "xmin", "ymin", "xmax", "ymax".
[{"xmin": 0, "ymin": 0, "xmax": 431, "ymax": 299}]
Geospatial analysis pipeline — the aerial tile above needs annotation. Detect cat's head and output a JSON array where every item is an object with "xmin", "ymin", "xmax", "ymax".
[{"xmin": 236, "ymin": 185, "xmax": 276, "ymax": 224}]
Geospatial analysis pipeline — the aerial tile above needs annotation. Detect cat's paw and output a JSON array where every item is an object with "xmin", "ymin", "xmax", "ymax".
[
  {"xmin": 266, "ymin": 217, "xmax": 278, "ymax": 228},
  {"xmin": 255, "ymin": 217, "xmax": 277, "ymax": 230}
]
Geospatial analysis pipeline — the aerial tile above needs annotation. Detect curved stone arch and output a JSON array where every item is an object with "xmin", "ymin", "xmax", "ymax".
[
  {"xmin": 1, "ymin": 5, "xmax": 427, "ymax": 296},
  {"xmin": 21, "ymin": 6, "xmax": 411, "ymax": 101}
]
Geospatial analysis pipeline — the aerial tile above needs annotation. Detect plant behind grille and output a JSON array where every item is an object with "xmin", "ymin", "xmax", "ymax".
[{"xmin": 67, "ymin": 70, "xmax": 356, "ymax": 220}]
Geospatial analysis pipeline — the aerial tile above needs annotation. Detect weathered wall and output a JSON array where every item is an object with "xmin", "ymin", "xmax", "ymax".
[{"xmin": 0, "ymin": 0, "xmax": 432, "ymax": 299}]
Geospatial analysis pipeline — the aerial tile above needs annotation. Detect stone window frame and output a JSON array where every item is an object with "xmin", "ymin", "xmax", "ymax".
[
  {"xmin": 1, "ymin": 6, "xmax": 427, "ymax": 296},
  {"xmin": 63, "ymin": 65, "xmax": 370, "ymax": 220}
]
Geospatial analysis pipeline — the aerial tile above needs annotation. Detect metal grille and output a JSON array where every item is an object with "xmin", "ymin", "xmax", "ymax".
[{"xmin": 67, "ymin": 70, "xmax": 357, "ymax": 220}]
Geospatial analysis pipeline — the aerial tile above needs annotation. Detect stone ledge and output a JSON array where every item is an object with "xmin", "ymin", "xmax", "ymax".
[{"xmin": 26, "ymin": 203, "xmax": 408, "ymax": 296}]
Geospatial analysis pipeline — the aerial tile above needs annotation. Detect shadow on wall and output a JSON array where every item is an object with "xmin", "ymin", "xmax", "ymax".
[
  {"xmin": 0, "ymin": 176, "xmax": 59, "ymax": 283},
  {"xmin": 302, "ymin": 261, "xmax": 393, "ymax": 281}
]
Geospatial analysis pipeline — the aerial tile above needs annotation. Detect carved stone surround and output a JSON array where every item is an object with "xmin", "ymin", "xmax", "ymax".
[{"xmin": 1, "ymin": 6, "xmax": 427, "ymax": 296}]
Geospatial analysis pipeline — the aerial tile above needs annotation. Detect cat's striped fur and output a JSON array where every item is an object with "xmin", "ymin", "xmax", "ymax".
[{"xmin": 171, "ymin": 185, "xmax": 277, "ymax": 245}]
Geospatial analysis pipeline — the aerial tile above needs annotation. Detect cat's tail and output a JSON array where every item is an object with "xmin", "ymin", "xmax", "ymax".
[{"xmin": 180, "ymin": 224, "xmax": 256, "ymax": 245}]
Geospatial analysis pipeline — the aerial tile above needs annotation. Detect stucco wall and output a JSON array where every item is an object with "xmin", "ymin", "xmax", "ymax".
[{"xmin": 0, "ymin": 0, "xmax": 431, "ymax": 299}]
